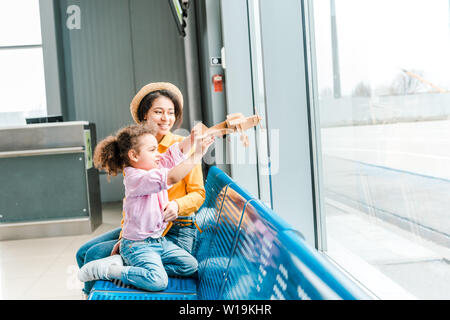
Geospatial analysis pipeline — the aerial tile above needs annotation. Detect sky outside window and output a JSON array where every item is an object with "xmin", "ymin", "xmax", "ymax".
[{"xmin": 0, "ymin": 0, "xmax": 47, "ymax": 118}]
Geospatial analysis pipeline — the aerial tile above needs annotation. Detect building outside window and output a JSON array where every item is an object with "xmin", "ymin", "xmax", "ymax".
[{"xmin": 311, "ymin": 0, "xmax": 450, "ymax": 299}]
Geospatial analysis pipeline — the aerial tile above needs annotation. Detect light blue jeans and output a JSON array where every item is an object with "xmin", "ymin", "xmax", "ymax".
[
  {"xmin": 165, "ymin": 216, "xmax": 199, "ymax": 255},
  {"xmin": 75, "ymin": 218, "xmax": 199, "ymax": 294},
  {"xmin": 119, "ymin": 237, "xmax": 198, "ymax": 292}
]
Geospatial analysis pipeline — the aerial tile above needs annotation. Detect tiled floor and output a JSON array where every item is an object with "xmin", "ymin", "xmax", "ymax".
[{"xmin": 0, "ymin": 202, "xmax": 123, "ymax": 300}]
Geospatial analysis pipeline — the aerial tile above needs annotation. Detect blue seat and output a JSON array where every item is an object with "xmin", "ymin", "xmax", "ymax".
[
  {"xmin": 218, "ymin": 197, "xmax": 294, "ymax": 300},
  {"xmin": 89, "ymin": 277, "xmax": 197, "ymax": 300},
  {"xmin": 196, "ymin": 185, "xmax": 251, "ymax": 299},
  {"xmin": 88, "ymin": 166, "xmax": 370, "ymax": 300}
]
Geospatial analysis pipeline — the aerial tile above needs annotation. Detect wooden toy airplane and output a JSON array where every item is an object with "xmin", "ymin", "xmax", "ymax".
[{"xmin": 193, "ymin": 113, "xmax": 262, "ymax": 147}]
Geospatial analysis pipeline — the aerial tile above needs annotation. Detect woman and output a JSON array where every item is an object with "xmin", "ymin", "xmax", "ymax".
[{"xmin": 76, "ymin": 82, "xmax": 206, "ymax": 296}]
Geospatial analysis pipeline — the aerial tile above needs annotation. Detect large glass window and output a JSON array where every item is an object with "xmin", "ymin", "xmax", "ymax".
[
  {"xmin": 0, "ymin": 0, "xmax": 47, "ymax": 122},
  {"xmin": 311, "ymin": 0, "xmax": 450, "ymax": 299}
]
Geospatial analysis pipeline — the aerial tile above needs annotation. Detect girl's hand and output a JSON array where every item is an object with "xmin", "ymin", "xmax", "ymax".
[
  {"xmin": 163, "ymin": 200, "xmax": 179, "ymax": 222},
  {"xmin": 194, "ymin": 133, "xmax": 215, "ymax": 157},
  {"xmin": 110, "ymin": 241, "xmax": 120, "ymax": 255}
]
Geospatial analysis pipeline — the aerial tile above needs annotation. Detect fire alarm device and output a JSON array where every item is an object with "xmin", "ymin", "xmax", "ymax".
[{"xmin": 212, "ymin": 74, "xmax": 224, "ymax": 92}]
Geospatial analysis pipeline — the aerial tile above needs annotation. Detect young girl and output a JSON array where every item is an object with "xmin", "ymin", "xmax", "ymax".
[{"xmin": 78, "ymin": 123, "xmax": 214, "ymax": 291}]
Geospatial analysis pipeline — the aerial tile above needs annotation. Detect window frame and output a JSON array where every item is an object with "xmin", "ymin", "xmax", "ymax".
[{"xmin": 0, "ymin": 0, "xmax": 65, "ymax": 120}]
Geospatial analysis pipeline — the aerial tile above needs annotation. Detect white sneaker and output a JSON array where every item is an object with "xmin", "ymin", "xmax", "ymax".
[{"xmin": 78, "ymin": 254, "xmax": 124, "ymax": 282}]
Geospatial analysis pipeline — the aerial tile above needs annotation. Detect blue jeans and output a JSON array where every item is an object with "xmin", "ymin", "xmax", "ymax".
[
  {"xmin": 75, "ymin": 227, "xmax": 122, "ymax": 294},
  {"xmin": 120, "ymin": 237, "xmax": 198, "ymax": 292},
  {"xmin": 75, "ymin": 217, "xmax": 198, "ymax": 294},
  {"xmin": 165, "ymin": 216, "xmax": 199, "ymax": 255}
]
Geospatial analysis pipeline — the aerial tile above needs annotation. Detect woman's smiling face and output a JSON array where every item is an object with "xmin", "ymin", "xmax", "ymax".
[{"xmin": 145, "ymin": 96, "xmax": 176, "ymax": 141}]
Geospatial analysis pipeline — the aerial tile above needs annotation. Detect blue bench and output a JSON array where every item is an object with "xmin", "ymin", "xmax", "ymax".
[{"xmin": 88, "ymin": 166, "xmax": 370, "ymax": 300}]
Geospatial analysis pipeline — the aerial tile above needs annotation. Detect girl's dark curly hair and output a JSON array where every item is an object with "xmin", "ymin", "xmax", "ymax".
[{"xmin": 93, "ymin": 124, "xmax": 157, "ymax": 176}]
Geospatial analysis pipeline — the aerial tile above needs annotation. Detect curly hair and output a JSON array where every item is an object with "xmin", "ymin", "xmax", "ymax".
[{"xmin": 93, "ymin": 124, "xmax": 157, "ymax": 176}]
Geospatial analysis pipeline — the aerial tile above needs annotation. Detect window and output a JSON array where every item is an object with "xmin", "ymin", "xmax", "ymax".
[
  {"xmin": 0, "ymin": 0, "xmax": 47, "ymax": 122},
  {"xmin": 311, "ymin": 0, "xmax": 450, "ymax": 299}
]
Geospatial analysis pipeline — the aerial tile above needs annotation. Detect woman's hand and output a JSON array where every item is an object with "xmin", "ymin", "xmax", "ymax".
[
  {"xmin": 163, "ymin": 200, "xmax": 179, "ymax": 222},
  {"xmin": 179, "ymin": 125, "xmax": 200, "ymax": 155},
  {"xmin": 110, "ymin": 240, "xmax": 120, "ymax": 256},
  {"xmin": 194, "ymin": 132, "xmax": 215, "ymax": 158},
  {"xmin": 167, "ymin": 131, "xmax": 215, "ymax": 185}
]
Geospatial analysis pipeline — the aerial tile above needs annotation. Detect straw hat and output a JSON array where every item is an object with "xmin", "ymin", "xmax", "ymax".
[{"xmin": 130, "ymin": 82, "xmax": 183, "ymax": 124}]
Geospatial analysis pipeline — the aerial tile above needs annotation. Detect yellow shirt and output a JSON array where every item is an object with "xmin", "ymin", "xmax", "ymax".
[{"xmin": 119, "ymin": 132, "xmax": 206, "ymax": 238}]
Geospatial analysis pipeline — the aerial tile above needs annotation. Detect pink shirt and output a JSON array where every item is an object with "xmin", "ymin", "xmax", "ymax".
[{"xmin": 122, "ymin": 143, "xmax": 186, "ymax": 241}]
